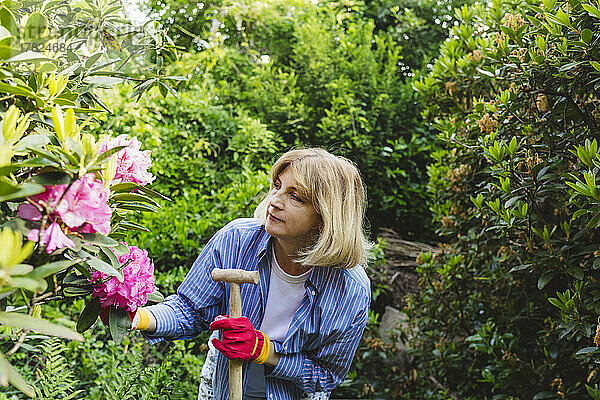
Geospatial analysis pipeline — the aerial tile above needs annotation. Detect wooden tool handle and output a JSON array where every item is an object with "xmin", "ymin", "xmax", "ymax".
[
  {"xmin": 212, "ymin": 268, "xmax": 260, "ymax": 285},
  {"xmin": 210, "ymin": 268, "xmax": 260, "ymax": 400},
  {"xmin": 229, "ymin": 282, "xmax": 242, "ymax": 400}
]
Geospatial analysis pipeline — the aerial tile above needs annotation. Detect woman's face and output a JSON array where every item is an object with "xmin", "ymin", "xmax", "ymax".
[{"xmin": 264, "ymin": 168, "xmax": 320, "ymax": 246}]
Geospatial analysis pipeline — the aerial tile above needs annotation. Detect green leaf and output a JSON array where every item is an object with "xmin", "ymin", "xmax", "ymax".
[
  {"xmin": 0, "ymin": 165, "xmax": 20, "ymax": 176},
  {"xmin": 6, "ymin": 50, "xmax": 54, "ymax": 63},
  {"xmin": 587, "ymin": 211, "xmax": 600, "ymax": 228},
  {"xmin": 0, "ymin": 353, "xmax": 35, "ymax": 398},
  {"xmin": 509, "ymin": 264, "xmax": 531, "ymax": 273},
  {"xmin": 13, "ymin": 134, "xmax": 51, "ymax": 153},
  {"xmin": 9, "ymin": 264, "xmax": 33, "ymax": 275},
  {"xmin": 111, "ymin": 192, "xmax": 160, "ymax": 208},
  {"xmin": 23, "ymin": 12, "xmax": 48, "ymax": 42},
  {"xmin": 0, "ymin": 25, "xmax": 10, "ymax": 41},
  {"xmin": 0, "ymin": 82, "xmax": 35, "ymax": 98},
  {"xmin": 0, "ymin": 182, "xmax": 45, "ymax": 201},
  {"xmin": 100, "ymin": 246, "xmax": 120, "ymax": 271},
  {"xmin": 26, "ymin": 259, "xmax": 82, "ymax": 280},
  {"xmin": 576, "ymin": 347, "xmax": 600, "ymax": 355},
  {"xmin": 78, "ymin": 250, "xmax": 123, "ymax": 282},
  {"xmin": 147, "ymin": 289, "xmax": 165, "ymax": 303},
  {"xmin": 130, "ymin": 78, "xmax": 157, "ymax": 100},
  {"xmin": 76, "ymin": 297, "xmax": 101, "ymax": 333},
  {"xmin": 84, "ymin": 52, "xmax": 103, "ymax": 69},
  {"xmin": 135, "ymin": 185, "xmax": 171, "ymax": 202},
  {"xmin": 31, "ymin": 171, "xmax": 71, "ymax": 185},
  {"xmin": 94, "ymin": 145, "xmax": 126, "ymax": 164},
  {"xmin": 475, "ymin": 67, "xmax": 495, "ymax": 77},
  {"xmin": 83, "ymin": 75, "xmax": 124, "ymax": 87},
  {"xmin": 109, "ymin": 307, "xmax": 131, "ymax": 344},
  {"xmin": 9, "ymin": 276, "xmax": 46, "ymax": 292},
  {"xmin": 548, "ymin": 297, "xmax": 563, "ymax": 309},
  {"xmin": 0, "ymin": 311, "xmax": 83, "ymax": 341},
  {"xmin": 110, "ymin": 182, "xmax": 138, "ymax": 192},
  {"xmin": 566, "ymin": 266, "xmax": 584, "ymax": 280},
  {"xmin": 116, "ymin": 221, "xmax": 150, "ymax": 232},
  {"xmin": 80, "ymin": 233, "xmax": 120, "ymax": 248},
  {"xmin": 582, "ymin": 3, "xmax": 600, "ymax": 19},
  {"xmin": 538, "ymin": 271, "xmax": 555, "ymax": 290},
  {"xmin": 558, "ymin": 61, "xmax": 583, "ymax": 72},
  {"xmin": 63, "ymin": 286, "xmax": 92, "ymax": 297},
  {"xmin": 115, "ymin": 202, "xmax": 159, "ymax": 213},
  {"xmin": 26, "ymin": 147, "xmax": 62, "ymax": 164}
]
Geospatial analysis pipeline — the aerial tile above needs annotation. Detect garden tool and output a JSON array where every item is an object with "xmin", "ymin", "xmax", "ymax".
[{"xmin": 211, "ymin": 268, "xmax": 260, "ymax": 400}]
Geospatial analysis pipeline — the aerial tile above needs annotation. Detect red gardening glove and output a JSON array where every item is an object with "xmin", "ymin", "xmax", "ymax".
[{"xmin": 209, "ymin": 315, "xmax": 271, "ymax": 363}]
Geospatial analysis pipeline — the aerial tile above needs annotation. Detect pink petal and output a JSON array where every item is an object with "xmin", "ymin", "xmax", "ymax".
[
  {"xmin": 18, "ymin": 203, "xmax": 42, "ymax": 221},
  {"xmin": 27, "ymin": 229, "xmax": 40, "ymax": 241},
  {"xmin": 43, "ymin": 222, "xmax": 75, "ymax": 254}
]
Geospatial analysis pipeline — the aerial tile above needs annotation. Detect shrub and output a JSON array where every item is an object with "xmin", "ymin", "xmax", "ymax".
[
  {"xmin": 0, "ymin": 0, "xmax": 179, "ymax": 394},
  {"xmin": 408, "ymin": 0, "xmax": 600, "ymax": 397}
]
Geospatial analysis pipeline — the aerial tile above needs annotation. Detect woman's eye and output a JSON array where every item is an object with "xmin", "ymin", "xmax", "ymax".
[{"xmin": 291, "ymin": 193, "xmax": 303, "ymax": 202}]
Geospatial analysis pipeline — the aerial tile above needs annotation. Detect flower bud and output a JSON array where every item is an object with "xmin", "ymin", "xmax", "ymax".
[
  {"xmin": 102, "ymin": 152, "xmax": 117, "ymax": 188},
  {"xmin": 0, "ymin": 144, "xmax": 13, "ymax": 166}
]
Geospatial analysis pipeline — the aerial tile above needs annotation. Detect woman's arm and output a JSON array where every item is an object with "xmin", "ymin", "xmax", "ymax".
[{"xmin": 136, "ymin": 227, "xmax": 231, "ymax": 343}]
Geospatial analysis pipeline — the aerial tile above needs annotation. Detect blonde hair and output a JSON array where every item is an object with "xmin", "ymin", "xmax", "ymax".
[{"xmin": 254, "ymin": 148, "xmax": 371, "ymax": 268}]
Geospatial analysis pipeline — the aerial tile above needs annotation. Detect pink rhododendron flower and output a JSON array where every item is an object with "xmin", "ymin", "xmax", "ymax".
[
  {"xmin": 98, "ymin": 135, "xmax": 155, "ymax": 186},
  {"xmin": 91, "ymin": 244, "xmax": 155, "ymax": 312},
  {"xmin": 54, "ymin": 174, "xmax": 112, "ymax": 234},
  {"xmin": 17, "ymin": 174, "xmax": 112, "ymax": 235},
  {"xmin": 27, "ymin": 222, "xmax": 75, "ymax": 254}
]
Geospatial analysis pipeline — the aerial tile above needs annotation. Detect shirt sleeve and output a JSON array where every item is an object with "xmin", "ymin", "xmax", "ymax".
[
  {"xmin": 266, "ymin": 292, "xmax": 370, "ymax": 393},
  {"xmin": 141, "ymin": 226, "xmax": 231, "ymax": 344}
]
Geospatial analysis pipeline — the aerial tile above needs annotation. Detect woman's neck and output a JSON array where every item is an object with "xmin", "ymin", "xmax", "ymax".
[{"xmin": 273, "ymin": 238, "xmax": 311, "ymax": 276}]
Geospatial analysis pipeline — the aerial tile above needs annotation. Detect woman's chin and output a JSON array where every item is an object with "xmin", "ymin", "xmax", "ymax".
[{"xmin": 265, "ymin": 222, "xmax": 282, "ymax": 237}]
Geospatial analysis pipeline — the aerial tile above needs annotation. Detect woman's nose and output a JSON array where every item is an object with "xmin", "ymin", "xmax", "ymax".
[{"xmin": 269, "ymin": 190, "xmax": 284, "ymax": 209}]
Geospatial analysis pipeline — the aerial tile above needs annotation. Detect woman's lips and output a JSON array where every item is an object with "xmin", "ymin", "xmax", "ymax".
[{"xmin": 268, "ymin": 213, "xmax": 283, "ymax": 222}]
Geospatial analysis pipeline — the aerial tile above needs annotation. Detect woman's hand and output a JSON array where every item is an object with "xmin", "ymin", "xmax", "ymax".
[
  {"xmin": 130, "ymin": 308, "xmax": 156, "ymax": 331},
  {"xmin": 210, "ymin": 315, "xmax": 277, "ymax": 365}
]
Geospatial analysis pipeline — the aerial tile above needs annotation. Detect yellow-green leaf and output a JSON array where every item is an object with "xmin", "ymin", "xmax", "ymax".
[
  {"xmin": 0, "ymin": 311, "xmax": 83, "ymax": 341},
  {"xmin": 0, "ymin": 353, "xmax": 35, "ymax": 398}
]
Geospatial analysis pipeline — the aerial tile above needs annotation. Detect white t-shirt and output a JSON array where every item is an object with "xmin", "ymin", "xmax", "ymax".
[{"xmin": 259, "ymin": 246, "xmax": 311, "ymax": 341}]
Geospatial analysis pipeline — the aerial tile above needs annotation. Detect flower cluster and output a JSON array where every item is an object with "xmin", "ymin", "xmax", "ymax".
[
  {"xmin": 91, "ymin": 244, "xmax": 155, "ymax": 312},
  {"xmin": 98, "ymin": 135, "xmax": 155, "ymax": 186},
  {"xmin": 18, "ymin": 174, "xmax": 112, "ymax": 253}
]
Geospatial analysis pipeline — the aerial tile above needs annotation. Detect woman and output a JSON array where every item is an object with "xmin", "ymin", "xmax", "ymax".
[{"xmin": 132, "ymin": 148, "xmax": 371, "ymax": 399}]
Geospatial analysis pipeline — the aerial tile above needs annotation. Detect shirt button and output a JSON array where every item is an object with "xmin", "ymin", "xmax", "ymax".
[
  {"xmin": 269, "ymin": 395, "xmax": 273, "ymax": 399},
  {"xmin": 311, "ymin": 290, "xmax": 316, "ymax": 296}
]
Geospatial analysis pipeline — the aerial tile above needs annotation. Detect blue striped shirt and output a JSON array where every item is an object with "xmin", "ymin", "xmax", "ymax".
[{"xmin": 144, "ymin": 218, "xmax": 371, "ymax": 400}]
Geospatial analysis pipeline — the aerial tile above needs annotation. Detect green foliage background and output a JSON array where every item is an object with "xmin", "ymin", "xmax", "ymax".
[{"xmin": 11, "ymin": 0, "xmax": 600, "ymax": 398}]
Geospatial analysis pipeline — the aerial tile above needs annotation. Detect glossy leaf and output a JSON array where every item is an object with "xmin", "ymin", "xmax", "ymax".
[
  {"xmin": 78, "ymin": 250, "xmax": 123, "ymax": 282},
  {"xmin": 0, "ymin": 311, "xmax": 83, "ymax": 341},
  {"xmin": 0, "ymin": 353, "xmax": 35, "ymax": 398},
  {"xmin": 26, "ymin": 259, "xmax": 82, "ymax": 280},
  {"xmin": 109, "ymin": 306, "xmax": 130, "ymax": 344},
  {"xmin": 76, "ymin": 297, "xmax": 101, "ymax": 333}
]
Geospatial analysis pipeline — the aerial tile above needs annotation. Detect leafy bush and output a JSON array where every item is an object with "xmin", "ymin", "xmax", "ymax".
[
  {"xmin": 407, "ymin": 0, "xmax": 600, "ymax": 397},
  {"xmin": 0, "ymin": 0, "xmax": 181, "ymax": 395},
  {"xmin": 143, "ymin": 0, "xmax": 489, "ymax": 238},
  {"xmin": 94, "ymin": 83, "xmax": 279, "ymax": 270}
]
